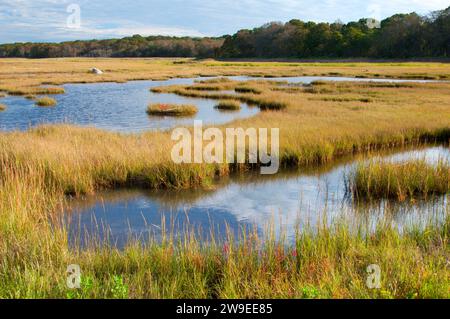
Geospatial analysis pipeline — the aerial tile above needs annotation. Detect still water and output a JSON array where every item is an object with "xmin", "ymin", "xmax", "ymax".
[
  {"xmin": 0, "ymin": 76, "xmax": 443, "ymax": 133},
  {"xmin": 65, "ymin": 146, "xmax": 449, "ymax": 248}
]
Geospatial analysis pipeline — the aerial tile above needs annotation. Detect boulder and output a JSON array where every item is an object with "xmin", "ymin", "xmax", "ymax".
[{"xmin": 91, "ymin": 68, "xmax": 103, "ymax": 75}]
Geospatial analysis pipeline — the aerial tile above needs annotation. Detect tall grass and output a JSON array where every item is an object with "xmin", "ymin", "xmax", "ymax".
[
  {"xmin": 7, "ymin": 87, "xmax": 65, "ymax": 96},
  {"xmin": 147, "ymin": 103, "xmax": 198, "ymax": 116},
  {"xmin": 0, "ymin": 59, "xmax": 449, "ymax": 298},
  {"xmin": 0, "ymin": 161, "xmax": 448, "ymax": 299},
  {"xmin": 349, "ymin": 159, "xmax": 450, "ymax": 201},
  {"xmin": 36, "ymin": 96, "xmax": 57, "ymax": 107},
  {"xmin": 215, "ymin": 100, "xmax": 241, "ymax": 111},
  {"xmin": 0, "ymin": 157, "xmax": 448, "ymax": 298}
]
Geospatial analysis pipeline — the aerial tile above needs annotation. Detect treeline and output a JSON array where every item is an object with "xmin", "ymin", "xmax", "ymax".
[
  {"xmin": 1, "ymin": 6, "xmax": 449, "ymax": 59},
  {"xmin": 218, "ymin": 7, "xmax": 450, "ymax": 58},
  {"xmin": 0, "ymin": 35, "xmax": 224, "ymax": 58}
]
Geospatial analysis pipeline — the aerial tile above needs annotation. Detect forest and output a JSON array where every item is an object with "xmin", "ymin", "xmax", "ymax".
[
  {"xmin": 0, "ymin": 6, "xmax": 448, "ymax": 59},
  {"xmin": 0, "ymin": 35, "xmax": 224, "ymax": 58}
]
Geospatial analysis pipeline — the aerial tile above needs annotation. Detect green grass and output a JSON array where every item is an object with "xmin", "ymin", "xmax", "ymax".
[
  {"xmin": 35, "ymin": 96, "xmax": 57, "ymax": 107},
  {"xmin": 0, "ymin": 166, "xmax": 448, "ymax": 299},
  {"xmin": 349, "ymin": 158, "xmax": 450, "ymax": 201},
  {"xmin": 147, "ymin": 103, "xmax": 198, "ymax": 117},
  {"xmin": 215, "ymin": 100, "xmax": 241, "ymax": 111},
  {"xmin": 0, "ymin": 145, "xmax": 448, "ymax": 299}
]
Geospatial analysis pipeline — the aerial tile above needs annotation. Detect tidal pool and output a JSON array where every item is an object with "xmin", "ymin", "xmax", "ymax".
[
  {"xmin": 65, "ymin": 146, "xmax": 449, "ymax": 248},
  {"xmin": 0, "ymin": 75, "xmax": 444, "ymax": 133}
]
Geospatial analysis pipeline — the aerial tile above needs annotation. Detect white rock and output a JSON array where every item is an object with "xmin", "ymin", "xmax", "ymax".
[{"xmin": 91, "ymin": 68, "xmax": 103, "ymax": 74}]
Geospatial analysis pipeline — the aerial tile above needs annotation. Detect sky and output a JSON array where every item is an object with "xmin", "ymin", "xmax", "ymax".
[{"xmin": 0, "ymin": 0, "xmax": 449, "ymax": 43}]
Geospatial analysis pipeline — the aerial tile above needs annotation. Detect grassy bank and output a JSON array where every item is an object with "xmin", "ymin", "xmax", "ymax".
[
  {"xmin": 0, "ymin": 162, "xmax": 448, "ymax": 298},
  {"xmin": 349, "ymin": 159, "xmax": 450, "ymax": 201}
]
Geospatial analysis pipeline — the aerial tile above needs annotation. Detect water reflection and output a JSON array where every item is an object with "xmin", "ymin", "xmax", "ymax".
[
  {"xmin": 0, "ymin": 78, "xmax": 258, "ymax": 133},
  {"xmin": 66, "ymin": 146, "xmax": 449, "ymax": 248},
  {"xmin": 1, "ymin": 75, "xmax": 444, "ymax": 133}
]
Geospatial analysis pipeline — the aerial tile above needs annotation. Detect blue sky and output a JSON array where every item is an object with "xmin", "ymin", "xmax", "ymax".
[{"xmin": 0, "ymin": 0, "xmax": 449, "ymax": 43}]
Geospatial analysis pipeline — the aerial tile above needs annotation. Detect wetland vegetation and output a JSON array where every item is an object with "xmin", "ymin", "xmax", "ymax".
[
  {"xmin": 35, "ymin": 96, "xmax": 57, "ymax": 107},
  {"xmin": 147, "ymin": 103, "xmax": 198, "ymax": 117},
  {"xmin": 0, "ymin": 58, "xmax": 448, "ymax": 299}
]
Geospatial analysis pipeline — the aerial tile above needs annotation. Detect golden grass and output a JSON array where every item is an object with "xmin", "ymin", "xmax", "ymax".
[
  {"xmin": 215, "ymin": 100, "xmax": 241, "ymax": 110},
  {"xmin": 6, "ymin": 87, "xmax": 65, "ymax": 96},
  {"xmin": 0, "ymin": 58, "xmax": 449, "ymax": 96},
  {"xmin": 235, "ymin": 86, "xmax": 262, "ymax": 94},
  {"xmin": 35, "ymin": 96, "xmax": 57, "ymax": 107},
  {"xmin": 0, "ymin": 79, "xmax": 448, "ymax": 195},
  {"xmin": 0, "ymin": 59, "xmax": 449, "ymax": 298},
  {"xmin": 147, "ymin": 103, "xmax": 198, "ymax": 116}
]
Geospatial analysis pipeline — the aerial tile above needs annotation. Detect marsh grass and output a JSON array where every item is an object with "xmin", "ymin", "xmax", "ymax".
[
  {"xmin": 147, "ymin": 103, "xmax": 198, "ymax": 117},
  {"xmin": 0, "ymin": 59, "xmax": 449, "ymax": 298},
  {"xmin": 235, "ymin": 86, "xmax": 262, "ymax": 94},
  {"xmin": 0, "ymin": 161, "xmax": 448, "ymax": 299},
  {"xmin": 7, "ymin": 87, "xmax": 65, "ymax": 96},
  {"xmin": 215, "ymin": 100, "xmax": 241, "ymax": 111},
  {"xmin": 195, "ymin": 77, "xmax": 232, "ymax": 84},
  {"xmin": 349, "ymin": 158, "xmax": 450, "ymax": 201},
  {"xmin": 1, "ymin": 59, "xmax": 449, "ymax": 96},
  {"xmin": 311, "ymin": 97, "xmax": 374, "ymax": 103},
  {"xmin": 36, "ymin": 96, "xmax": 57, "ymax": 107}
]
